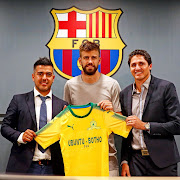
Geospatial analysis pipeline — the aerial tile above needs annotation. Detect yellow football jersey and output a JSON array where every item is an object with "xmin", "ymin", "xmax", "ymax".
[{"xmin": 35, "ymin": 103, "xmax": 131, "ymax": 176}]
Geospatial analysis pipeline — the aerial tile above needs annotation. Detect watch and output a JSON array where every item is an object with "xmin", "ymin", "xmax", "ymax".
[{"xmin": 144, "ymin": 122, "xmax": 150, "ymax": 131}]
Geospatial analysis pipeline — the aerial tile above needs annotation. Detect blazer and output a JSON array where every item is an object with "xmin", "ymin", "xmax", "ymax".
[
  {"xmin": 120, "ymin": 75, "xmax": 180, "ymax": 168},
  {"xmin": 1, "ymin": 90, "xmax": 68, "ymax": 174}
]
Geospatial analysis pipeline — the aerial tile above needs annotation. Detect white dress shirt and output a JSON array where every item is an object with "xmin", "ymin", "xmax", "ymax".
[
  {"xmin": 17, "ymin": 87, "xmax": 52, "ymax": 161},
  {"xmin": 121, "ymin": 75, "xmax": 151, "ymax": 166},
  {"xmin": 131, "ymin": 75, "xmax": 151, "ymax": 150}
]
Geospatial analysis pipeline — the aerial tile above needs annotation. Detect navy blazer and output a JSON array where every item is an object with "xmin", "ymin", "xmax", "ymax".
[
  {"xmin": 120, "ymin": 75, "xmax": 180, "ymax": 168},
  {"xmin": 1, "ymin": 90, "xmax": 68, "ymax": 174}
]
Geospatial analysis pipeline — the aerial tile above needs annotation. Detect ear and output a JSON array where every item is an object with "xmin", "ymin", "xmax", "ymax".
[
  {"xmin": 98, "ymin": 57, "xmax": 101, "ymax": 65},
  {"xmin": 149, "ymin": 63, "xmax": 152, "ymax": 70},
  {"xmin": 52, "ymin": 74, "xmax": 55, "ymax": 82},
  {"xmin": 78, "ymin": 57, "xmax": 82, "ymax": 66},
  {"xmin": 32, "ymin": 73, "xmax": 35, "ymax": 82}
]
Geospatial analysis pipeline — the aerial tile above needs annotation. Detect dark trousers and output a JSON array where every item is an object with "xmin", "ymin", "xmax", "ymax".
[
  {"xmin": 129, "ymin": 151, "xmax": 177, "ymax": 176},
  {"xmin": 27, "ymin": 161, "xmax": 53, "ymax": 175}
]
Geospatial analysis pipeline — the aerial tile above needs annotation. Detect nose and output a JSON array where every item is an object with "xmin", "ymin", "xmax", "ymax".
[
  {"xmin": 135, "ymin": 64, "xmax": 141, "ymax": 70},
  {"xmin": 42, "ymin": 74, "xmax": 47, "ymax": 79},
  {"xmin": 88, "ymin": 58, "xmax": 93, "ymax": 63}
]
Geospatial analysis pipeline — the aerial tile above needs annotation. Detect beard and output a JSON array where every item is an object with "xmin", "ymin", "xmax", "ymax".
[{"xmin": 82, "ymin": 63, "xmax": 98, "ymax": 75}]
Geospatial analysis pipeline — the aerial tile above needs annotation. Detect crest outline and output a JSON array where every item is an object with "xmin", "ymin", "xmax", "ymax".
[{"xmin": 47, "ymin": 6, "xmax": 126, "ymax": 79}]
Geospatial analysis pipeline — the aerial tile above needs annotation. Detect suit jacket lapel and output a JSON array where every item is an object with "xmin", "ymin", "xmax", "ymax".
[
  {"xmin": 26, "ymin": 91, "xmax": 37, "ymax": 128},
  {"xmin": 127, "ymin": 85, "xmax": 133, "ymax": 116},
  {"xmin": 143, "ymin": 75, "xmax": 155, "ymax": 114},
  {"xmin": 52, "ymin": 95, "xmax": 59, "ymax": 118}
]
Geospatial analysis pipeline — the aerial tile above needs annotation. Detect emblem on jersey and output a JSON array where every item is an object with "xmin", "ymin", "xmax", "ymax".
[
  {"xmin": 47, "ymin": 7, "xmax": 125, "ymax": 79},
  {"xmin": 87, "ymin": 120, "xmax": 101, "ymax": 130},
  {"xmin": 67, "ymin": 124, "xmax": 74, "ymax": 130}
]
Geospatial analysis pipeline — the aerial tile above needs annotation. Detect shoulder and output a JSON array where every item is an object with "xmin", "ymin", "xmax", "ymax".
[
  {"xmin": 53, "ymin": 94, "xmax": 68, "ymax": 105},
  {"xmin": 65, "ymin": 75, "xmax": 81, "ymax": 85},
  {"xmin": 152, "ymin": 76, "xmax": 175, "ymax": 89},
  {"xmin": 120, "ymin": 84, "xmax": 132, "ymax": 102},
  {"xmin": 100, "ymin": 74, "xmax": 119, "ymax": 86},
  {"xmin": 149, "ymin": 76, "xmax": 178, "ymax": 101},
  {"xmin": 121, "ymin": 84, "xmax": 132, "ymax": 94},
  {"xmin": 101, "ymin": 74, "xmax": 116, "ymax": 82},
  {"xmin": 64, "ymin": 76, "xmax": 81, "ymax": 90},
  {"xmin": 12, "ymin": 91, "xmax": 33, "ymax": 101},
  {"xmin": 5, "ymin": 91, "xmax": 33, "ymax": 109}
]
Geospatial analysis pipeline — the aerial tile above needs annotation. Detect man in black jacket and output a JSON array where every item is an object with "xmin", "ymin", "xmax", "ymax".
[{"xmin": 120, "ymin": 50, "xmax": 180, "ymax": 176}]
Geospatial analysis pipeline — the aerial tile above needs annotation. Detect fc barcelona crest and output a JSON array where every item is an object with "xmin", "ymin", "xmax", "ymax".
[{"xmin": 47, "ymin": 7, "xmax": 125, "ymax": 79}]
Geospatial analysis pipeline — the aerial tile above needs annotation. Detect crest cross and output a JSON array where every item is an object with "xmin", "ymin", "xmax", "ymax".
[{"xmin": 59, "ymin": 11, "xmax": 86, "ymax": 38}]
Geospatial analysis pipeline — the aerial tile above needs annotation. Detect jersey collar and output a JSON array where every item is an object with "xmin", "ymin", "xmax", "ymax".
[{"xmin": 67, "ymin": 102, "xmax": 93, "ymax": 118}]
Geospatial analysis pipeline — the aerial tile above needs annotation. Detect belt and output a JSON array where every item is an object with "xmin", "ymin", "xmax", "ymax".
[
  {"xmin": 132, "ymin": 149, "xmax": 149, "ymax": 156},
  {"xmin": 33, "ymin": 160, "xmax": 51, "ymax": 166}
]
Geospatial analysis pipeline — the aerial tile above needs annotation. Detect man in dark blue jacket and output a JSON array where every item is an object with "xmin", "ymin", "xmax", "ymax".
[{"xmin": 1, "ymin": 57, "xmax": 68, "ymax": 175}]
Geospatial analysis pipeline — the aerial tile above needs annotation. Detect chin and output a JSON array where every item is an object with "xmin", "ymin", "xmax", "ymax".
[
  {"xmin": 135, "ymin": 76, "xmax": 144, "ymax": 80},
  {"xmin": 40, "ymin": 87, "xmax": 49, "ymax": 92}
]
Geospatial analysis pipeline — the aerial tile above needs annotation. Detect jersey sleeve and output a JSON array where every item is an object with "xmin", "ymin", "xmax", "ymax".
[
  {"xmin": 104, "ymin": 111, "xmax": 132, "ymax": 138},
  {"xmin": 34, "ymin": 109, "xmax": 67, "ymax": 149}
]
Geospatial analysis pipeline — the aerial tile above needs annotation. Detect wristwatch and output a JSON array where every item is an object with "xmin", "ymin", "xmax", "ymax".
[{"xmin": 144, "ymin": 122, "xmax": 150, "ymax": 131}]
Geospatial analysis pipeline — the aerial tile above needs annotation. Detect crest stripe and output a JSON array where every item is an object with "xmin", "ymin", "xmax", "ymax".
[
  {"xmin": 96, "ymin": 12, "xmax": 99, "ymax": 38},
  {"xmin": 110, "ymin": 50, "xmax": 119, "ymax": 71},
  {"xmin": 89, "ymin": 14, "xmax": 92, "ymax": 38},
  {"xmin": 72, "ymin": 50, "xmax": 81, "ymax": 77},
  {"xmin": 100, "ymin": 50, "xmax": 110, "ymax": 74},
  {"xmin": 54, "ymin": 50, "xmax": 63, "ymax": 70},
  {"xmin": 53, "ymin": 49, "xmax": 119, "ymax": 77},
  {"xmin": 86, "ymin": 11, "xmax": 117, "ymax": 38},
  {"xmin": 109, "ymin": 14, "xmax": 112, "ymax": 38},
  {"xmin": 63, "ymin": 50, "xmax": 72, "ymax": 75},
  {"xmin": 92, "ymin": 13, "xmax": 96, "ymax": 37},
  {"xmin": 105, "ymin": 13, "xmax": 109, "ymax": 38},
  {"xmin": 99, "ymin": 12, "xmax": 102, "ymax": 38},
  {"xmin": 102, "ymin": 12, "xmax": 105, "ymax": 38}
]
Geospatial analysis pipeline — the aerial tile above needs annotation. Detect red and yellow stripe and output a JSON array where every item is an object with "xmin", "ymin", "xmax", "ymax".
[{"xmin": 86, "ymin": 11, "xmax": 116, "ymax": 38}]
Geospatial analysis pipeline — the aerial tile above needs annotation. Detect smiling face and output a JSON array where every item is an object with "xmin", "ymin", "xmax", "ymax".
[
  {"xmin": 130, "ymin": 55, "xmax": 152, "ymax": 83},
  {"xmin": 79, "ymin": 50, "xmax": 101, "ymax": 76},
  {"xmin": 32, "ymin": 65, "xmax": 55, "ymax": 96}
]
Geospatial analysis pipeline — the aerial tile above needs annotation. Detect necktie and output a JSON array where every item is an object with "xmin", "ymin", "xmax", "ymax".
[{"xmin": 38, "ymin": 95, "xmax": 49, "ymax": 153}]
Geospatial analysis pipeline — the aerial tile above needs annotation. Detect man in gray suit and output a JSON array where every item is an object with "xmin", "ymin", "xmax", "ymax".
[
  {"xmin": 120, "ymin": 49, "xmax": 180, "ymax": 176},
  {"xmin": 1, "ymin": 57, "xmax": 68, "ymax": 175}
]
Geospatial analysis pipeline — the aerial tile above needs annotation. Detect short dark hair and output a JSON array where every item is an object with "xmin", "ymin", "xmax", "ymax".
[
  {"xmin": 34, "ymin": 57, "xmax": 53, "ymax": 70},
  {"xmin": 128, "ymin": 49, "xmax": 152, "ymax": 66},
  {"xmin": 79, "ymin": 40, "xmax": 100, "ymax": 57}
]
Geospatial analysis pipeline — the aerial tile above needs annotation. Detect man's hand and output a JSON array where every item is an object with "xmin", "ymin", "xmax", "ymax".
[
  {"xmin": 22, "ymin": 129, "xmax": 36, "ymax": 143},
  {"xmin": 63, "ymin": 105, "xmax": 67, "ymax": 110},
  {"xmin": 116, "ymin": 112, "xmax": 123, "ymax": 115},
  {"xmin": 121, "ymin": 163, "xmax": 131, "ymax": 177},
  {"xmin": 97, "ymin": 100, "xmax": 113, "ymax": 111},
  {"xmin": 126, "ymin": 115, "xmax": 146, "ymax": 130}
]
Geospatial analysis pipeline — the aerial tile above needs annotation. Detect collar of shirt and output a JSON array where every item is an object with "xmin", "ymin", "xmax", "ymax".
[
  {"xmin": 33, "ymin": 87, "xmax": 52, "ymax": 99},
  {"xmin": 132, "ymin": 75, "xmax": 151, "ymax": 95}
]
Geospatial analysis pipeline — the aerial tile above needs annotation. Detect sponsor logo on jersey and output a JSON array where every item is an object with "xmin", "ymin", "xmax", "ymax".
[{"xmin": 47, "ymin": 6, "xmax": 125, "ymax": 79}]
